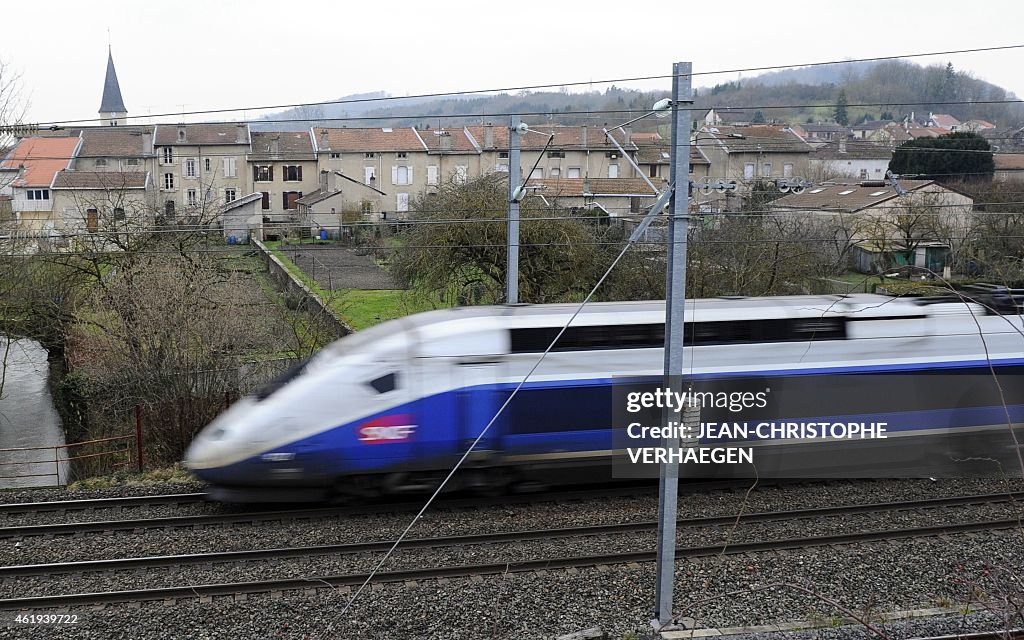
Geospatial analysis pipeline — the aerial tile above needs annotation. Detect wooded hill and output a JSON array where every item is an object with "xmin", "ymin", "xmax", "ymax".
[{"xmin": 254, "ymin": 59, "xmax": 1022, "ymax": 132}]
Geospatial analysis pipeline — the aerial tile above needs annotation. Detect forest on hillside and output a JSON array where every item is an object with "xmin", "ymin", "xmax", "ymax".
[{"xmin": 255, "ymin": 60, "xmax": 1023, "ymax": 132}]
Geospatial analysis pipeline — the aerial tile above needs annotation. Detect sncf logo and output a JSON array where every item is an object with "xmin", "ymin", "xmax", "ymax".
[{"xmin": 358, "ymin": 414, "xmax": 416, "ymax": 443}]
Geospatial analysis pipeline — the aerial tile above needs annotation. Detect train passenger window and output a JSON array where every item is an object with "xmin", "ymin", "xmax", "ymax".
[{"xmin": 368, "ymin": 372, "xmax": 398, "ymax": 394}]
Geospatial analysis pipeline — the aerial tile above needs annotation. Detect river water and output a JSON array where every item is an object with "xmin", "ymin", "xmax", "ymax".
[{"xmin": 0, "ymin": 336, "xmax": 66, "ymax": 488}]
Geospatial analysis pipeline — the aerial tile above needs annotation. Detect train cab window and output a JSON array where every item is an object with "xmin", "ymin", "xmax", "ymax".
[{"xmin": 368, "ymin": 372, "xmax": 397, "ymax": 394}]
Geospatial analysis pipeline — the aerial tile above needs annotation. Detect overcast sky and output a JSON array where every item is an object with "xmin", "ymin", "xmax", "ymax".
[{"xmin": 3, "ymin": 0, "xmax": 1023, "ymax": 127}]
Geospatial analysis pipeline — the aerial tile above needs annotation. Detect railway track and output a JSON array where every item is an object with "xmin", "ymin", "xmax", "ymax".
[
  {"xmin": 0, "ymin": 493, "xmax": 208, "ymax": 516},
  {"xmin": 2, "ymin": 488, "xmax": 1022, "ymax": 540},
  {"xmin": 1, "ymin": 514, "xmax": 1020, "ymax": 610}
]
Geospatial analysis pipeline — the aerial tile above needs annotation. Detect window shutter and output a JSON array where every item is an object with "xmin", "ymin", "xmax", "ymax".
[
  {"xmin": 283, "ymin": 192, "xmax": 288, "ymax": 209},
  {"xmin": 427, "ymin": 166, "xmax": 438, "ymax": 185},
  {"xmin": 253, "ymin": 166, "xmax": 259, "ymax": 181},
  {"xmin": 223, "ymin": 157, "xmax": 230, "ymax": 177},
  {"xmin": 296, "ymin": 165, "xmax": 302, "ymax": 181},
  {"xmin": 391, "ymin": 166, "xmax": 398, "ymax": 185},
  {"xmin": 407, "ymin": 167, "xmax": 413, "ymax": 185},
  {"xmin": 262, "ymin": 192, "xmax": 270, "ymax": 210},
  {"xmin": 269, "ymin": 166, "xmax": 274, "ymax": 182}
]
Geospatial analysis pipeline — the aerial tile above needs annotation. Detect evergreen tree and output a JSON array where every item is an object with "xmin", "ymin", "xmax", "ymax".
[
  {"xmin": 833, "ymin": 89, "xmax": 849, "ymax": 126},
  {"xmin": 888, "ymin": 132, "xmax": 994, "ymax": 184},
  {"xmin": 752, "ymin": 110, "xmax": 766, "ymax": 124}
]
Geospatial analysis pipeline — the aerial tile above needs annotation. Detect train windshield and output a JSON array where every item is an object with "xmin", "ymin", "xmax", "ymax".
[{"xmin": 253, "ymin": 358, "xmax": 310, "ymax": 402}]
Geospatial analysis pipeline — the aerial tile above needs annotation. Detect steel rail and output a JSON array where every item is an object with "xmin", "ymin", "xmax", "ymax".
[
  {"xmin": 3, "ymin": 491, "xmax": 1024, "ymax": 577},
  {"xmin": 1, "ymin": 516, "xmax": 1021, "ymax": 610},
  {"xmin": 0, "ymin": 493, "xmax": 208, "ymax": 516}
]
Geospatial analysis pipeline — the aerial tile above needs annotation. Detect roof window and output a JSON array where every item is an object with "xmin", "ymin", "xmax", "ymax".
[
  {"xmin": 809, "ymin": 188, "xmax": 825, "ymax": 194},
  {"xmin": 869, "ymin": 190, "xmax": 887, "ymax": 196},
  {"xmin": 838, "ymin": 189, "xmax": 855, "ymax": 195}
]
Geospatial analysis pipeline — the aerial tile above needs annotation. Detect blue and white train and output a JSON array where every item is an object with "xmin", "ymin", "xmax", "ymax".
[{"xmin": 184, "ymin": 294, "xmax": 1024, "ymax": 502}]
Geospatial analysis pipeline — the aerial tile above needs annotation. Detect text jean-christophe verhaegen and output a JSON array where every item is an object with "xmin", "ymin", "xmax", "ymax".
[{"xmin": 622, "ymin": 387, "xmax": 888, "ymax": 465}]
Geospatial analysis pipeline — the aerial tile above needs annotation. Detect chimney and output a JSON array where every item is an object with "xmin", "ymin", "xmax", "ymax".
[
  {"xmin": 319, "ymin": 129, "xmax": 329, "ymax": 150},
  {"xmin": 270, "ymin": 135, "xmax": 280, "ymax": 155},
  {"xmin": 623, "ymin": 125, "xmax": 632, "ymax": 145},
  {"xmin": 581, "ymin": 125, "xmax": 588, "ymax": 148},
  {"xmin": 484, "ymin": 125, "xmax": 493, "ymax": 149},
  {"xmin": 16, "ymin": 164, "xmax": 26, "ymax": 186},
  {"xmin": 320, "ymin": 170, "xmax": 329, "ymax": 194},
  {"xmin": 440, "ymin": 131, "xmax": 452, "ymax": 151},
  {"xmin": 236, "ymin": 123, "xmax": 247, "ymax": 144},
  {"xmin": 141, "ymin": 128, "xmax": 154, "ymax": 155},
  {"xmin": 838, "ymin": 137, "xmax": 847, "ymax": 154}
]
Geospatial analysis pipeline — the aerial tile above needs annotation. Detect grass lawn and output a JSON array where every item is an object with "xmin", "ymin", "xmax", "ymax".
[{"xmin": 262, "ymin": 242, "xmax": 450, "ymax": 330}]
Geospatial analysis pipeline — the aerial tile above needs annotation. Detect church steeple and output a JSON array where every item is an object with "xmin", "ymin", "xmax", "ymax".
[{"xmin": 99, "ymin": 46, "xmax": 127, "ymax": 126}]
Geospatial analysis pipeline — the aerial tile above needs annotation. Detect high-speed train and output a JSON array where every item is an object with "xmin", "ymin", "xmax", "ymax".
[{"xmin": 185, "ymin": 293, "xmax": 1024, "ymax": 502}]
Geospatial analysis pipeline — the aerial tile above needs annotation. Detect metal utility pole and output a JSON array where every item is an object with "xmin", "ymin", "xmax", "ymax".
[
  {"xmin": 507, "ymin": 116, "xmax": 522, "ymax": 304},
  {"xmin": 654, "ymin": 61, "xmax": 692, "ymax": 630}
]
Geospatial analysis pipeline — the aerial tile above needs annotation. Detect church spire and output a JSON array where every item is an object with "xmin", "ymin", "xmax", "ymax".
[{"xmin": 99, "ymin": 46, "xmax": 127, "ymax": 125}]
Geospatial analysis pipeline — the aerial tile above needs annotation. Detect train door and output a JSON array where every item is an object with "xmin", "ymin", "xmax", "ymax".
[{"xmin": 455, "ymin": 361, "xmax": 504, "ymax": 463}]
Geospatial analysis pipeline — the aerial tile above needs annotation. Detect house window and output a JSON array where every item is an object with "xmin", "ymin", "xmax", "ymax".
[
  {"xmin": 283, "ymin": 191, "xmax": 302, "ymax": 210},
  {"xmin": 95, "ymin": 158, "xmax": 107, "ymax": 167},
  {"xmin": 393, "ymin": 165, "xmax": 412, "ymax": 185},
  {"xmin": 567, "ymin": 167, "xmax": 581, "ymax": 178},
  {"xmin": 530, "ymin": 167, "xmax": 543, "ymax": 180},
  {"xmin": 223, "ymin": 157, "xmax": 237, "ymax": 178},
  {"xmin": 397, "ymin": 193, "xmax": 409, "ymax": 212},
  {"xmin": 548, "ymin": 150, "xmax": 565, "ymax": 158},
  {"xmin": 261, "ymin": 192, "xmax": 270, "ymax": 210},
  {"xmin": 495, "ymin": 163, "xmax": 509, "ymax": 172},
  {"xmin": 283, "ymin": 165, "xmax": 302, "ymax": 181},
  {"xmin": 550, "ymin": 167, "xmax": 560, "ymax": 178},
  {"xmin": 187, "ymin": 189, "xmax": 198, "ymax": 207},
  {"xmin": 361, "ymin": 200, "xmax": 373, "ymax": 215},
  {"xmin": 499, "ymin": 151, "xmax": 509, "ymax": 159},
  {"xmin": 126, "ymin": 158, "xmax": 139, "ymax": 166},
  {"xmin": 113, "ymin": 207, "xmax": 125, "ymax": 221},
  {"xmin": 649, "ymin": 165, "xmax": 658, "ymax": 178},
  {"xmin": 743, "ymin": 163, "xmax": 755, "ymax": 180},
  {"xmin": 762, "ymin": 163, "xmax": 772, "ymax": 177},
  {"xmin": 86, "ymin": 208, "xmax": 98, "ymax": 233},
  {"xmin": 364, "ymin": 152, "xmax": 376, "ymax": 159},
  {"xmin": 783, "ymin": 163, "xmax": 794, "ymax": 178},
  {"xmin": 329, "ymin": 152, "xmax": 341, "ymax": 159},
  {"xmin": 205, "ymin": 158, "xmax": 211, "ymax": 172},
  {"xmin": 165, "ymin": 200, "xmax": 175, "ymax": 217},
  {"xmin": 427, "ymin": 165, "xmax": 439, "ymax": 186},
  {"xmin": 254, "ymin": 165, "xmax": 273, "ymax": 182},
  {"xmin": 859, "ymin": 168, "xmax": 869, "ymax": 179},
  {"xmin": 364, "ymin": 167, "xmax": 376, "ymax": 184},
  {"xmin": 225, "ymin": 188, "xmax": 237, "ymax": 203},
  {"xmin": 397, "ymin": 152, "xmax": 407, "ymax": 159},
  {"xmin": 185, "ymin": 158, "xmax": 197, "ymax": 178},
  {"xmin": 454, "ymin": 165, "xmax": 468, "ymax": 183},
  {"xmin": 26, "ymin": 189, "xmax": 50, "ymax": 200},
  {"xmin": 162, "ymin": 147, "xmax": 173, "ymax": 164},
  {"xmin": 163, "ymin": 173, "xmax": 175, "ymax": 190},
  {"xmin": 608, "ymin": 164, "xmax": 619, "ymax": 178}
]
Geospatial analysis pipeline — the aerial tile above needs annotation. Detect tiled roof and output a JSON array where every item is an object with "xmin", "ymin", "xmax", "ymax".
[
  {"xmin": 249, "ymin": 131, "xmax": 316, "ymax": 160},
  {"xmin": 154, "ymin": 123, "xmax": 250, "ymax": 146},
  {"xmin": 706, "ymin": 108, "xmax": 749, "ymax": 124},
  {"xmin": 772, "ymin": 179, "xmax": 935, "ymax": 212},
  {"xmin": 698, "ymin": 125, "xmax": 813, "ymax": 154},
  {"xmin": 314, "ymin": 127, "xmax": 426, "ymax": 153},
  {"xmin": 78, "ymin": 127, "xmax": 153, "ymax": 157},
  {"xmin": 416, "ymin": 127, "xmax": 479, "ymax": 153},
  {"xmin": 634, "ymin": 144, "xmax": 709, "ymax": 165},
  {"xmin": 796, "ymin": 123, "xmax": 850, "ymax": 134},
  {"xmin": 810, "ymin": 140, "xmax": 893, "ymax": 161},
  {"xmin": 52, "ymin": 170, "xmax": 148, "ymax": 189},
  {"xmin": 963, "ymin": 119, "xmax": 996, "ymax": 129},
  {"xmin": 851, "ymin": 120, "xmax": 894, "ymax": 131},
  {"xmin": 994, "ymin": 153, "xmax": 1024, "ymax": 171},
  {"xmin": 530, "ymin": 177, "xmax": 658, "ymax": 197},
  {"xmin": 0, "ymin": 137, "xmax": 80, "ymax": 187},
  {"xmin": 464, "ymin": 125, "xmax": 636, "ymax": 151},
  {"xmin": 928, "ymin": 113, "xmax": 960, "ymax": 129}
]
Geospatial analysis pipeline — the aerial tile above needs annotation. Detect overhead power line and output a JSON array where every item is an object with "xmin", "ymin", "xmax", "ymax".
[{"xmin": 31, "ymin": 43, "xmax": 1024, "ymax": 127}]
